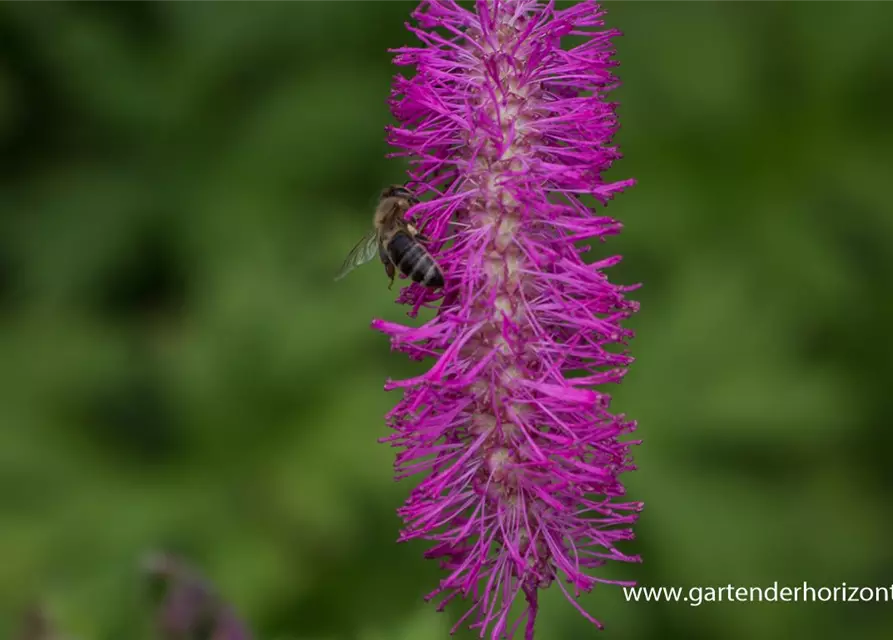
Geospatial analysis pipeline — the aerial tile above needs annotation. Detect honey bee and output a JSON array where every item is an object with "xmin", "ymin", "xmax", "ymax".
[{"xmin": 335, "ymin": 185, "xmax": 444, "ymax": 289}]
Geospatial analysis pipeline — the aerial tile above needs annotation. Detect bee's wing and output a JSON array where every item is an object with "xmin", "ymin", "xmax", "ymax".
[{"xmin": 335, "ymin": 230, "xmax": 379, "ymax": 281}]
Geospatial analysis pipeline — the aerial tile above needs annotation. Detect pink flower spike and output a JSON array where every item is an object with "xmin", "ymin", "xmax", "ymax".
[{"xmin": 375, "ymin": 1, "xmax": 642, "ymax": 637}]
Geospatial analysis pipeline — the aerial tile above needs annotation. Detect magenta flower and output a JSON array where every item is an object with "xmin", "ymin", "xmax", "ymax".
[
  {"xmin": 143, "ymin": 552, "xmax": 254, "ymax": 640},
  {"xmin": 373, "ymin": 0, "xmax": 642, "ymax": 638}
]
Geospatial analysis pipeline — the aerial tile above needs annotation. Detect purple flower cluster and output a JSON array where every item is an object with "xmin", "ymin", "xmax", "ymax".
[
  {"xmin": 143, "ymin": 552, "xmax": 253, "ymax": 640},
  {"xmin": 373, "ymin": 0, "xmax": 642, "ymax": 637}
]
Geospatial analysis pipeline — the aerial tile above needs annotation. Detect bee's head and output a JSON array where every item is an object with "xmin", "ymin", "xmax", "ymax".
[{"xmin": 381, "ymin": 184, "xmax": 419, "ymax": 205}]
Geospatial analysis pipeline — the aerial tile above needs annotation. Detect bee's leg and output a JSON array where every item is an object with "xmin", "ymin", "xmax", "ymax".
[
  {"xmin": 407, "ymin": 225, "xmax": 431, "ymax": 243},
  {"xmin": 379, "ymin": 243, "xmax": 398, "ymax": 289}
]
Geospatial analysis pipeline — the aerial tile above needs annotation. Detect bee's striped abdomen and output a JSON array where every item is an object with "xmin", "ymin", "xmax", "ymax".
[{"xmin": 388, "ymin": 231, "xmax": 444, "ymax": 288}]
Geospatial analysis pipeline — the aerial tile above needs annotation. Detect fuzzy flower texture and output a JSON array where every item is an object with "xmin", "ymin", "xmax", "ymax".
[{"xmin": 373, "ymin": 1, "xmax": 642, "ymax": 638}]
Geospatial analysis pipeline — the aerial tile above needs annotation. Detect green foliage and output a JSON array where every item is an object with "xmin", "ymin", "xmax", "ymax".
[{"xmin": 1, "ymin": 2, "xmax": 892, "ymax": 639}]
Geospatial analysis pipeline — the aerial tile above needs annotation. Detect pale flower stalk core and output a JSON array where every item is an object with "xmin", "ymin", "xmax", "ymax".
[{"xmin": 373, "ymin": 1, "xmax": 642, "ymax": 637}]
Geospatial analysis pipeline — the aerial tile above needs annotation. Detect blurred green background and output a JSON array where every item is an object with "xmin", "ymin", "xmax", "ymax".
[{"xmin": 2, "ymin": 1, "xmax": 892, "ymax": 639}]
